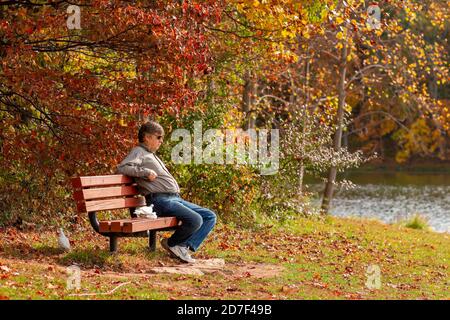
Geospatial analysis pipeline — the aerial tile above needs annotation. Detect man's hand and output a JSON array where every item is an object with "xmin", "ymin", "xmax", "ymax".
[{"xmin": 147, "ymin": 170, "xmax": 158, "ymax": 181}]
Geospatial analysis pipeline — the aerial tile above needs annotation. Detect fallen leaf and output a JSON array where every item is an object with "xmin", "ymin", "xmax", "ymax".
[
  {"xmin": 226, "ymin": 287, "xmax": 238, "ymax": 292},
  {"xmin": 47, "ymin": 283, "xmax": 58, "ymax": 289},
  {"xmin": 0, "ymin": 265, "xmax": 11, "ymax": 273}
]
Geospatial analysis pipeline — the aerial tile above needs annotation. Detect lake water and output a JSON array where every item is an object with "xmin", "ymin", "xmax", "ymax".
[{"xmin": 307, "ymin": 171, "xmax": 450, "ymax": 233}]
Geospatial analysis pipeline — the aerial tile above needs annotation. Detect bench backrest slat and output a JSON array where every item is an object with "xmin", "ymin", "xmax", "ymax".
[
  {"xmin": 71, "ymin": 175, "xmax": 144, "ymax": 213},
  {"xmin": 73, "ymin": 185, "xmax": 139, "ymax": 201},
  {"xmin": 77, "ymin": 197, "xmax": 146, "ymax": 213},
  {"xmin": 71, "ymin": 175, "xmax": 134, "ymax": 188}
]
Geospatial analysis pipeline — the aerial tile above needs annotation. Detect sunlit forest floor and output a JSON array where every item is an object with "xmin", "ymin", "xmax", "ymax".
[{"xmin": 0, "ymin": 216, "xmax": 448, "ymax": 300}]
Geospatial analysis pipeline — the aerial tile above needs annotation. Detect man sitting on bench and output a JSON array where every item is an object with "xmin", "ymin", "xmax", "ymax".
[{"xmin": 117, "ymin": 121, "xmax": 217, "ymax": 263}]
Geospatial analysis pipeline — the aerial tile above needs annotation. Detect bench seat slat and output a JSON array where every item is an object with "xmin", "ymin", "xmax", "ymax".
[
  {"xmin": 122, "ymin": 217, "xmax": 179, "ymax": 232},
  {"xmin": 98, "ymin": 217, "xmax": 179, "ymax": 233},
  {"xmin": 110, "ymin": 221, "xmax": 124, "ymax": 232}
]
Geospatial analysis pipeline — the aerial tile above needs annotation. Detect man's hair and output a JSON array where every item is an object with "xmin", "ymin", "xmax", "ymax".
[{"xmin": 138, "ymin": 121, "xmax": 164, "ymax": 143}]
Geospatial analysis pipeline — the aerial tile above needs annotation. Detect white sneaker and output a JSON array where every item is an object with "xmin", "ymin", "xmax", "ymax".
[
  {"xmin": 170, "ymin": 245, "xmax": 196, "ymax": 263},
  {"xmin": 161, "ymin": 238, "xmax": 195, "ymax": 263}
]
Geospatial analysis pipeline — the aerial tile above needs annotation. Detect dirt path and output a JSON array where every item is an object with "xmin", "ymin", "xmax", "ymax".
[
  {"xmin": 1, "ymin": 255, "xmax": 285, "ymax": 299},
  {"xmin": 1, "ymin": 255, "xmax": 284, "ymax": 281}
]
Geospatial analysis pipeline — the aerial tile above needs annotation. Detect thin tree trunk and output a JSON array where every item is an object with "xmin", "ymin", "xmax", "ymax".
[
  {"xmin": 321, "ymin": 40, "xmax": 348, "ymax": 213},
  {"xmin": 242, "ymin": 70, "xmax": 256, "ymax": 130},
  {"xmin": 207, "ymin": 76, "xmax": 216, "ymax": 105},
  {"xmin": 296, "ymin": 52, "xmax": 310, "ymax": 199},
  {"xmin": 299, "ymin": 57, "xmax": 310, "ymax": 198},
  {"xmin": 298, "ymin": 162, "xmax": 304, "ymax": 198},
  {"xmin": 427, "ymin": 61, "xmax": 447, "ymax": 160}
]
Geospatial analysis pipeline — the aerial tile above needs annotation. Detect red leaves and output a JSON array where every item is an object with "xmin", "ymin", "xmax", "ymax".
[
  {"xmin": 196, "ymin": 63, "xmax": 208, "ymax": 73},
  {"xmin": 0, "ymin": 0, "xmax": 222, "ymax": 223},
  {"xmin": 81, "ymin": 126, "xmax": 92, "ymax": 135},
  {"xmin": 0, "ymin": 20, "xmax": 10, "ymax": 30},
  {"xmin": 152, "ymin": 14, "xmax": 162, "ymax": 26},
  {"xmin": 219, "ymin": 242, "xmax": 230, "ymax": 250}
]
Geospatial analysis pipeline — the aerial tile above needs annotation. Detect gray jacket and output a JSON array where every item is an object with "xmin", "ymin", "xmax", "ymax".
[{"xmin": 117, "ymin": 143, "xmax": 180, "ymax": 195}]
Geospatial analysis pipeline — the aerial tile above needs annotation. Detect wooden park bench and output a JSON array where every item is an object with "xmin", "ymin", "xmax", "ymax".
[{"xmin": 71, "ymin": 174, "xmax": 179, "ymax": 253}]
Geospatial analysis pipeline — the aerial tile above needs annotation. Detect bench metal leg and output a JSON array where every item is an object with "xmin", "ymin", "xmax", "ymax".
[
  {"xmin": 148, "ymin": 230, "xmax": 156, "ymax": 252},
  {"xmin": 109, "ymin": 236, "xmax": 118, "ymax": 253}
]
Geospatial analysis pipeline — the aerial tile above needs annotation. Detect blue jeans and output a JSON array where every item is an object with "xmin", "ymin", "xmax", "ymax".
[{"xmin": 146, "ymin": 193, "xmax": 216, "ymax": 252}]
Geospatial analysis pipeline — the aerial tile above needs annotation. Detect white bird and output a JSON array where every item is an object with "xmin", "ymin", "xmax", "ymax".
[{"xmin": 58, "ymin": 228, "xmax": 71, "ymax": 252}]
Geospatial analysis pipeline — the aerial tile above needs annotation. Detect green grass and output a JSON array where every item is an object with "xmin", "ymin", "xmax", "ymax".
[
  {"xmin": 0, "ymin": 215, "xmax": 449, "ymax": 300},
  {"xmin": 401, "ymin": 214, "xmax": 430, "ymax": 230}
]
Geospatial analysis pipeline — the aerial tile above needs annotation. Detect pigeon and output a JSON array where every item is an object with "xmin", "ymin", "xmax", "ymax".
[{"xmin": 58, "ymin": 228, "xmax": 71, "ymax": 252}]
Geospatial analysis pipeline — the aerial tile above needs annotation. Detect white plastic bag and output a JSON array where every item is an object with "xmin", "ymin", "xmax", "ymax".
[{"xmin": 134, "ymin": 204, "xmax": 157, "ymax": 219}]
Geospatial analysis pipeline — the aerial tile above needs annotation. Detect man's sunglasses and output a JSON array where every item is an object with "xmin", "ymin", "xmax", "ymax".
[{"xmin": 153, "ymin": 135, "xmax": 164, "ymax": 140}]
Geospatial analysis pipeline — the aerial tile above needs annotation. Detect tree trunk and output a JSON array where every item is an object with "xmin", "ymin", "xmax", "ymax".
[
  {"xmin": 297, "ymin": 54, "xmax": 310, "ymax": 199},
  {"xmin": 427, "ymin": 64, "xmax": 447, "ymax": 160},
  {"xmin": 321, "ymin": 40, "xmax": 348, "ymax": 213},
  {"xmin": 298, "ymin": 162, "xmax": 304, "ymax": 199},
  {"xmin": 207, "ymin": 76, "xmax": 216, "ymax": 105},
  {"xmin": 241, "ymin": 70, "xmax": 256, "ymax": 130}
]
